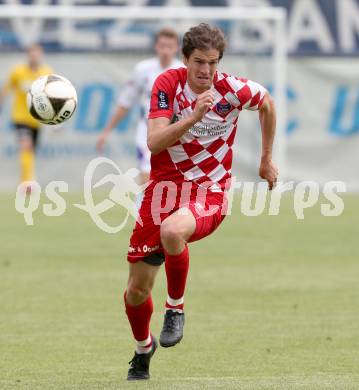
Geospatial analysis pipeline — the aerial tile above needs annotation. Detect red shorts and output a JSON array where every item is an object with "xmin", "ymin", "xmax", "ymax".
[{"xmin": 127, "ymin": 180, "xmax": 227, "ymax": 263}]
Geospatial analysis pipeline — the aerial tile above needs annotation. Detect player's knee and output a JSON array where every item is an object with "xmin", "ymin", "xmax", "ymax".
[
  {"xmin": 160, "ymin": 221, "xmax": 183, "ymax": 247},
  {"xmin": 20, "ymin": 138, "xmax": 33, "ymax": 151},
  {"xmin": 126, "ymin": 282, "xmax": 151, "ymax": 306}
]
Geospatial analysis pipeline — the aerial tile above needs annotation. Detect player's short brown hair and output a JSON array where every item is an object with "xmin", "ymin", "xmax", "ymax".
[
  {"xmin": 155, "ymin": 27, "xmax": 179, "ymax": 43},
  {"xmin": 26, "ymin": 43, "xmax": 43, "ymax": 52},
  {"xmin": 182, "ymin": 23, "xmax": 227, "ymax": 60}
]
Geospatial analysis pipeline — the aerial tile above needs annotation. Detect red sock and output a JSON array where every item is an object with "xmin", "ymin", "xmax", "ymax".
[
  {"xmin": 164, "ymin": 245, "xmax": 189, "ymax": 312},
  {"xmin": 124, "ymin": 292, "xmax": 153, "ymax": 350}
]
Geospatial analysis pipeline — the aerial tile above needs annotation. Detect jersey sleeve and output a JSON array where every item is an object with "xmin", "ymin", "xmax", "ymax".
[
  {"xmin": 117, "ymin": 64, "xmax": 143, "ymax": 109},
  {"xmin": 148, "ymin": 71, "xmax": 176, "ymax": 120},
  {"xmin": 235, "ymin": 78, "xmax": 267, "ymax": 111}
]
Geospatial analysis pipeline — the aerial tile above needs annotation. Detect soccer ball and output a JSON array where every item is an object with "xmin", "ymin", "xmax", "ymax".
[{"xmin": 27, "ymin": 74, "xmax": 77, "ymax": 125}]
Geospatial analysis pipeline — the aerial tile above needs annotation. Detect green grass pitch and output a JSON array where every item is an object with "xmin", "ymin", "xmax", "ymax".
[{"xmin": 1, "ymin": 193, "xmax": 358, "ymax": 389}]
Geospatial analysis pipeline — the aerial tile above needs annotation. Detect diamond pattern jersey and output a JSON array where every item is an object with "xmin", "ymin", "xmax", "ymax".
[{"xmin": 148, "ymin": 67, "xmax": 267, "ymax": 192}]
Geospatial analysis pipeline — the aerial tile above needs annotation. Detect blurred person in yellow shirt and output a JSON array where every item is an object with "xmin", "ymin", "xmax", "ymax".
[{"xmin": 0, "ymin": 44, "xmax": 52, "ymax": 185}]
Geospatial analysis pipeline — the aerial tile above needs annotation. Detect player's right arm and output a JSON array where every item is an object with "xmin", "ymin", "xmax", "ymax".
[
  {"xmin": 148, "ymin": 92, "xmax": 213, "ymax": 154},
  {"xmin": 0, "ymin": 87, "xmax": 8, "ymax": 110},
  {"xmin": 147, "ymin": 73, "xmax": 214, "ymax": 154},
  {"xmin": 0, "ymin": 69, "xmax": 16, "ymax": 112},
  {"xmin": 96, "ymin": 65, "xmax": 142, "ymax": 153},
  {"xmin": 96, "ymin": 105, "xmax": 129, "ymax": 152}
]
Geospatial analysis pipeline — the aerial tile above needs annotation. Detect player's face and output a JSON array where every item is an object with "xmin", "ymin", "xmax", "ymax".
[
  {"xmin": 184, "ymin": 49, "xmax": 220, "ymax": 93},
  {"xmin": 27, "ymin": 46, "xmax": 43, "ymax": 67},
  {"xmin": 155, "ymin": 36, "xmax": 178, "ymax": 67}
]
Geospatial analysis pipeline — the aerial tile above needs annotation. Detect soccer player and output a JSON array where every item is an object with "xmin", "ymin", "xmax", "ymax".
[
  {"xmin": 124, "ymin": 23, "xmax": 278, "ymax": 380},
  {"xmin": 96, "ymin": 27, "xmax": 182, "ymax": 185},
  {"xmin": 0, "ymin": 44, "xmax": 52, "ymax": 186}
]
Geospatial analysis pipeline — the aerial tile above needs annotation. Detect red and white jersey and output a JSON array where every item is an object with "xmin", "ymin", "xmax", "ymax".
[{"xmin": 148, "ymin": 67, "xmax": 267, "ymax": 192}]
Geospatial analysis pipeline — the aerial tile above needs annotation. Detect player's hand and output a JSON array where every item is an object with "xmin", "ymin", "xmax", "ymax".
[
  {"xmin": 191, "ymin": 90, "xmax": 215, "ymax": 122},
  {"xmin": 259, "ymin": 157, "xmax": 278, "ymax": 190},
  {"xmin": 96, "ymin": 132, "xmax": 108, "ymax": 153}
]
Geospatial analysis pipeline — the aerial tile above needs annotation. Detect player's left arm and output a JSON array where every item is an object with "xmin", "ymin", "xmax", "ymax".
[
  {"xmin": 238, "ymin": 78, "xmax": 279, "ymax": 190},
  {"xmin": 258, "ymin": 92, "xmax": 278, "ymax": 190}
]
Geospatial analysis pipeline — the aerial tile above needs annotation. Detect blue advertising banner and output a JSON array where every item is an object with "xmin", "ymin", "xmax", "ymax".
[
  {"xmin": 1, "ymin": 0, "xmax": 359, "ymax": 56},
  {"xmin": 0, "ymin": 54, "xmax": 358, "ymax": 190}
]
